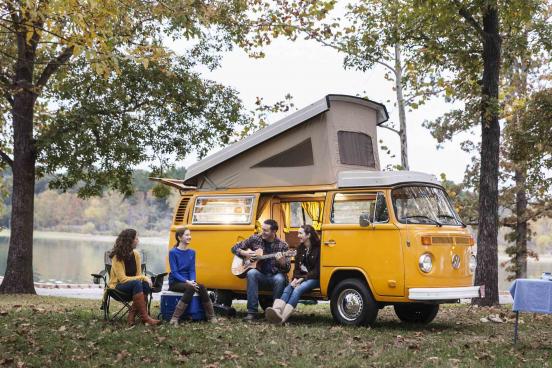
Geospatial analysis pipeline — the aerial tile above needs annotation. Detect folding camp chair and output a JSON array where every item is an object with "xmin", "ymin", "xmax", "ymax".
[{"xmin": 91, "ymin": 250, "xmax": 167, "ymax": 322}]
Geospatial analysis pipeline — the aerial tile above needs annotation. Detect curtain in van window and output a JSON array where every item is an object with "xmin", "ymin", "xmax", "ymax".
[
  {"xmin": 301, "ymin": 201, "xmax": 324, "ymax": 230},
  {"xmin": 281, "ymin": 202, "xmax": 292, "ymax": 233},
  {"xmin": 255, "ymin": 195, "xmax": 273, "ymax": 234}
]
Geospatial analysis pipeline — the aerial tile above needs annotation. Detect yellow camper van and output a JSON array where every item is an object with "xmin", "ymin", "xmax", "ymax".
[{"xmin": 155, "ymin": 95, "xmax": 481, "ymax": 326}]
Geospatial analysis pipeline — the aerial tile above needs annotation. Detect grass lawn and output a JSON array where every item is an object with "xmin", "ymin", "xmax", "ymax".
[{"xmin": 0, "ymin": 296, "xmax": 551, "ymax": 367}]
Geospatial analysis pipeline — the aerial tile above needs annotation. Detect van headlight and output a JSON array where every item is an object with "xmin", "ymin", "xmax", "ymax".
[
  {"xmin": 419, "ymin": 253, "xmax": 433, "ymax": 273},
  {"xmin": 469, "ymin": 254, "xmax": 477, "ymax": 273}
]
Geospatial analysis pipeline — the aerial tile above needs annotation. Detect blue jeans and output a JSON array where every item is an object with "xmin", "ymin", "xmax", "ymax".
[
  {"xmin": 246, "ymin": 269, "xmax": 286, "ymax": 313},
  {"xmin": 115, "ymin": 280, "xmax": 151, "ymax": 297},
  {"xmin": 280, "ymin": 279, "xmax": 320, "ymax": 308}
]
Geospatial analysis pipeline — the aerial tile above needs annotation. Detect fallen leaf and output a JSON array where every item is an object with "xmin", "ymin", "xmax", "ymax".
[
  {"xmin": 224, "ymin": 351, "xmax": 239, "ymax": 360},
  {"xmin": 58, "ymin": 325, "xmax": 66, "ymax": 332},
  {"xmin": 116, "ymin": 350, "xmax": 130, "ymax": 362},
  {"xmin": 0, "ymin": 358, "xmax": 15, "ymax": 366}
]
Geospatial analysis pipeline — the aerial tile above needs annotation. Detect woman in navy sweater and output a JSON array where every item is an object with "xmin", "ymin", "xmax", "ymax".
[{"xmin": 168, "ymin": 228, "xmax": 215, "ymax": 325}]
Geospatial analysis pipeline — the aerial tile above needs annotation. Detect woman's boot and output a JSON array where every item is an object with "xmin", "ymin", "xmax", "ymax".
[
  {"xmin": 133, "ymin": 292, "xmax": 161, "ymax": 326},
  {"xmin": 127, "ymin": 304, "xmax": 136, "ymax": 326},
  {"xmin": 203, "ymin": 301, "xmax": 218, "ymax": 322},
  {"xmin": 169, "ymin": 300, "xmax": 188, "ymax": 326},
  {"xmin": 265, "ymin": 299, "xmax": 286, "ymax": 324},
  {"xmin": 280, "ymin": 304, "xmax": 295, "ymax": 325}
]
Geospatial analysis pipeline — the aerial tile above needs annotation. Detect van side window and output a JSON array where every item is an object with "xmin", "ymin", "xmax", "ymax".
[
  {"xmin": 331, "ymin": 192, "xmax": 388, "ymax": 224},
  {"xmin": 331, "ymin": 193, "xmax": 376, "ymax": 224},
  {"xmin": 192, "ymin": 195, "xmax": 254, "ymax": 224}
]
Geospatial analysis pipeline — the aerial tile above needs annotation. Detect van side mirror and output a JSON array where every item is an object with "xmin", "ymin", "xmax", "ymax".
[{"xmin": 359, "ymin": 213, "xmax": 371, "ymax": 227}]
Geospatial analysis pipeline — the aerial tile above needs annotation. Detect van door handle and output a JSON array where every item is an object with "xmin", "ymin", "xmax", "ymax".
[{"xmin": 323, "ymin": 240, "xmax": 336, "ymax": 246}]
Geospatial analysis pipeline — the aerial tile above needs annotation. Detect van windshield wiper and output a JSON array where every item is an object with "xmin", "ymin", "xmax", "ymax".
[
  {"xmin": 404, "ymin": 215, "xmax": 442, "ymax": 227},
  {"xmin": 437, "ymin": 214, "xmax": 466, "ymax": 227}
]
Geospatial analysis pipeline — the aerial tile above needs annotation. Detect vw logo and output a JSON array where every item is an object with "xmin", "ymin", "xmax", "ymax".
[{"xmin": 452, "ymin": 254, "xmax": 461, "ymax": 269}]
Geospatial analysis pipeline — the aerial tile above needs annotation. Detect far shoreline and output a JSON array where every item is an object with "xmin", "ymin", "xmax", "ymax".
[{"xmin": 0, "ymin": 229, "xmax": 167, "ymax": 245}]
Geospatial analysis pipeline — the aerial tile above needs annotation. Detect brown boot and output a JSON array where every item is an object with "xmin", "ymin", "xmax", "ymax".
[
  {"xmin": 127, "ymin": 304, "xmax": 136, "ymax": 326},
  {"xmin": 133, "ymin": 292, "xmax": 160, "ymax": 326},
  {"xmin": 169, "ymin": 300, "xmax": 188, "ymax": 326},
  {"xmin": 203, "ymin": 301, "xmax": 217, "ymax": 322}
]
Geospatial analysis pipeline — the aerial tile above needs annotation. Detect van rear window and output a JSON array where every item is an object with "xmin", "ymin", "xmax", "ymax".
[{"xmin": 192, "ymin": 196, "xmax": 255, "ymax": 224}]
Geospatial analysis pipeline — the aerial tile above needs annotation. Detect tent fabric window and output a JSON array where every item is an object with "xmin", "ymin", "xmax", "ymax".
[
  {"xmin": 337, "ymin": 131, "xmax": 375, "ymax": 167},
  {"xmin": 251, "ymin": 138, "xmax": 314, "ymax": 168}
]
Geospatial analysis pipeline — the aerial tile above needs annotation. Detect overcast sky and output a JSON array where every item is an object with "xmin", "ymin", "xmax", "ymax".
[{"xmin": 175, "ymin": 37, "xmax": 477, "ymax": 184}]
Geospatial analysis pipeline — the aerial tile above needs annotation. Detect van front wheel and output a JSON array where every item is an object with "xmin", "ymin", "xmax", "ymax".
[
  {"xmin": 330, "ymin": 278, "xmax": 378, "ymax": 326},
  {"xmin": 394, "ymin": 303, "xmax": 439, "ymax": 324}
]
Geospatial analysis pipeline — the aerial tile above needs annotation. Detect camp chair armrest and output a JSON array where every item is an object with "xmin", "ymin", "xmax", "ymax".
[
  {"xmin": 150, "ymin": 272, "xmax": 168, "ymax": 293},
  {"xmin": 91, "ymin": 271, "xmax": 107, "ymax": 286}
]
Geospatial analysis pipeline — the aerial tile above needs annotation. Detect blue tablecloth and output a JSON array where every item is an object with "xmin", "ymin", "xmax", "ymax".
[{"xmin": 510, "ymin": 279, "xmax": 552, "ymax": 314}]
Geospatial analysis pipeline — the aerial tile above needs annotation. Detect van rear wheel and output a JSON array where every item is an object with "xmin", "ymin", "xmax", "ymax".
[
  {"xmin": 330, "ymin": 278, "xmax": 378, "ymax": 326},
  {"xmin": 394, "ymin": 303, "xmax": 439, "ymax": 324},
  {"xmin": 213, "ymin": 290, "xmax": 233, "ymax": 307}
]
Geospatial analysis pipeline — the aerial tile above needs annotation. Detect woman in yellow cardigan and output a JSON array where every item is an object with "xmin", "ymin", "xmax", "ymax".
[{"xmin": 108, "ymin": 228, "xmax": 160, "ymax": 326}]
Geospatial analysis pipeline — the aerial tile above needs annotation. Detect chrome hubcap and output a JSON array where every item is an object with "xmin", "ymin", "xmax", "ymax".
[{"xmin": 337, "ymin": 288, "xmax": 363, "ymax": 321}]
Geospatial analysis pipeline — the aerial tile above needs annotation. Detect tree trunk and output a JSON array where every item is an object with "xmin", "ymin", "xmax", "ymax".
[
  {"xmin": 514, "ymin": 167, "xmax": 528, "ymax": 278},
  {"xmin": 473, "ymin": 5, "xmax": 501, "ymax": 306},
  {"xmin": 0, "ymin": 92, "xmax": 37, "ymax": 294},
  {"xmin": 0, "ymin": 25, "xmax": 37, "ymax": 293},
  {"xmin": 394, "ymin": 43, "xmax": 409, "ymax": 170}
]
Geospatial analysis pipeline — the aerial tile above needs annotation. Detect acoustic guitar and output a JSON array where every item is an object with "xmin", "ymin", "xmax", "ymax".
[{"xmin": 231, "ymin": 248, "xmax": 297, "ymax": 278}]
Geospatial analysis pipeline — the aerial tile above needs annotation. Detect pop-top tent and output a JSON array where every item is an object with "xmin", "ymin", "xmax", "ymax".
[{"xmin": 183, "ymin": 94, "xmax": 389, "ymax": 189}]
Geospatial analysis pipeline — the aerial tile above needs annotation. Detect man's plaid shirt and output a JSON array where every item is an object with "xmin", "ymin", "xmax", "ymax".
[{"xmin": 231, "ymin": 234, "xmax": 291, "ymax": 275}]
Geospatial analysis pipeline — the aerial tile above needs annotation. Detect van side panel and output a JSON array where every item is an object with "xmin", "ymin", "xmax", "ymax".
[
  {"xmin": 189, "ymin": 226, "xmax": 255, "ymax": 290},
  {"xmin": 171, "ymin": 194, "xmax": 259, "ymax": 291}
]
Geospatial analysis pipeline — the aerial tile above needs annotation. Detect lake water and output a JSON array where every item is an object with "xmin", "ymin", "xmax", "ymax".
[
  {"xmin": 0, "ymin": 235, "xmax": 167, "ymax": 284},
  {"xmin": 0, "ymin": 234, "xmax": 550, "ymax": 290}
]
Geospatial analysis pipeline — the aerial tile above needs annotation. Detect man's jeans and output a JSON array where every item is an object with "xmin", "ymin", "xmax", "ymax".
[{"xmin": 246, "ymin": 269, "xmax": 286, "ymax": 313}]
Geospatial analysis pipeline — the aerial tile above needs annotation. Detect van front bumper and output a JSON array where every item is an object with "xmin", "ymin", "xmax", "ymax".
[{"xmin": 408, "ymin": 285, "xmax": 484, "ymax": 301}]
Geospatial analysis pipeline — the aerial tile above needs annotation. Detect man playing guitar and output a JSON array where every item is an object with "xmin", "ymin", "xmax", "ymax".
[{"xmin": 231, "ymin": 219, "xmax": 291, "ymax": 321}]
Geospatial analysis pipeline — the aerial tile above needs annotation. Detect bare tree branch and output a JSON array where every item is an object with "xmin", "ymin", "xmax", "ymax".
[
  {"xmin": 35, "ymin": 45, "xmax": 74, "ymax": 88},
  {"xmin": 0, "ymin": 73, "xmax": 14, "ymax": 107},
  {"xmin": 379, "ymin": 124, "xmax": 400, "ymax": 135},
  {"xmin": 0, "ymin": 149, "xmax": 13, "ymax": 168},
  {"xmin": 452, "ymin": 0, "xmax": 485, "ymax": 38}
]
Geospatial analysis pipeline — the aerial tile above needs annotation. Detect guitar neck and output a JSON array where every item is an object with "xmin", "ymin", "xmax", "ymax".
[
  {"xmin": 257, "ymin": 254, "xmax": 279, "ymax": 261},
  {"xmin": 257, "ymin": 252, "xmax": 292, "ymax": 260}
]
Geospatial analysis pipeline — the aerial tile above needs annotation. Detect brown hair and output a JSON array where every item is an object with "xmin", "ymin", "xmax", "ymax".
[
  {"xmin": 301, "ymin": 224, "xmax": 321, "ymax": 248},
  {"xmin": 109, "ymin": 229, "xmax": 137, "ymax": 261},
  {"xmin": 174, "ymin": 227, "xmax": 190, "ymax": 247}
]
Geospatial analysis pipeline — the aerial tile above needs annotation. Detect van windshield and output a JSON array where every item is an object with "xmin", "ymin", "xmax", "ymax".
[{"xmin": 391, "ymin": 186, "xmax": 462, "ymax": 226}]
